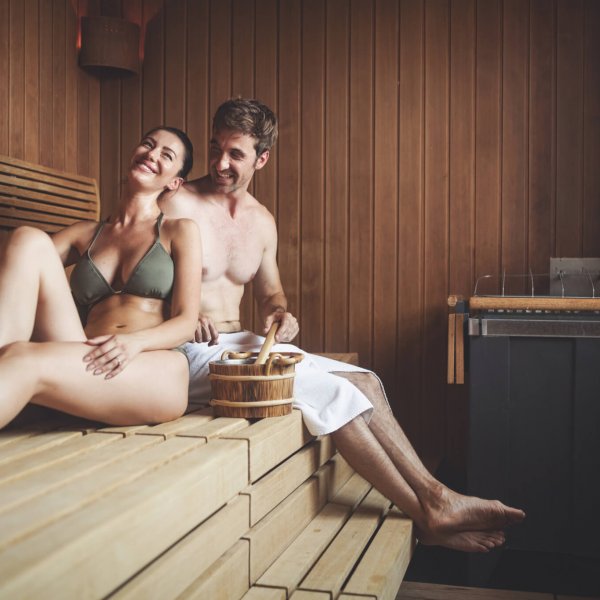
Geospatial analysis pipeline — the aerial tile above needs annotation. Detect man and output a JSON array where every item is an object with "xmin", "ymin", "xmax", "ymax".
[{"xmin": 160, "ymin": 98, "xmax": 524, "ymax": 552}]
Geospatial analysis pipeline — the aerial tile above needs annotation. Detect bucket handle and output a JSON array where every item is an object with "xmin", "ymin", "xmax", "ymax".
[{"xmin": 219, "ymin": 350, "xmax": 304, "ymax": 374}]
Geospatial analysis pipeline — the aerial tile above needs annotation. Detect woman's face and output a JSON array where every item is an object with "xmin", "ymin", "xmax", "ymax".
[{"xmin": 129, "ymin": 129, "xmax": 186, "ymax": 191}]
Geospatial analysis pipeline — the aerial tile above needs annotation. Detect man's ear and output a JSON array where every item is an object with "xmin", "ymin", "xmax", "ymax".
[
  {"xmin": 255, "ymin": 150, "xmax": 270, "ymax": 171},
  {"xmin": 165, "ymin": 177, "xmax": 184, "ymax": 191}
]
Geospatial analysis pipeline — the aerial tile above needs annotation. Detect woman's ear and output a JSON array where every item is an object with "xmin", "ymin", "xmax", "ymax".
[{"xmin": 166, "ymin": 177, "xmax": 184, "ymax": 192}]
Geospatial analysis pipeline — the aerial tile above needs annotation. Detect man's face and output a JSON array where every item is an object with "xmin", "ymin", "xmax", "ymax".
[{"xmin": 208, "ymin": 128, "xmax": 269, "ymax": 194}]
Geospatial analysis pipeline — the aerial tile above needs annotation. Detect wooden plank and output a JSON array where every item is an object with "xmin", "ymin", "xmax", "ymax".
[
  {"xmin": 582, "ymin": 0, "xmax": 600, "ymax": 256},
  {"xmin": 0, "ymin": 439, "xmax": 248, "ymax": 599},
  {"xmin": 0, "ymin": 208, "xmax": 90, "ymax": 229},
  {"xmin": 397, "ymin": 0, "xmax": 424, "ymax": 446},
  {"xmin": 38, "ymin": 0, "xmax": 53, "ymax": 169},
  {"xmin": 474, "ymin": 0, "xmax": 502, "ymax": 286},
  {"xmin": 141, "ymin": 0, "xmax": 165, "ymax": 133},
  {"xmin": 209, "ymin": 0, "xmax": 232, "ymax": 115},
  {"xmin": 342, "ymin": 508, "xmax": 414, "ymax": 600},
  {"xmin": 556, "ymin": 0, "xmax": 584, "ymax": 257},
  {"xmin": 99, "ymin": 77, "xmax": 121, "ymax": 217},
  {"xmin": 257, "ymin": 502, "xmax": 351, "ymax": 595},
  {"xmin": 469, "ymin": 296, "xmax": 600, "ymax": 312},
  {"xmin": 0, "ymin": 195, "xmax": 97, "ymax": 217},
  {"xmin": 243, "ymin": 476, "xmax": 328, "ymax": 583},
  {"xmin": 324, "ymin": 451, "xmax": 355, "ymax": 500},
  {"xmin": 242, "ymin": 587, "xmax": 286, "ymax": 600},
  {"xmin": 178, "ymin": 539, "xmax": 250, "ymax": 599},
  {"xmin": 422, "ymin": 0, "xmax": 449, "ymax": 462},
  {"xmin": 224, "ymin": 409, "xmax": 313, "ymax": 481},
  {"xmin": 177, "ymin": 416, "xmax": 250, "ymax": 440},
  {"xmin": 8, "ymin": 0, "xmax": 24, "ymax": 159},
  {"xmin": 0, "ymin": 436, "xmax": 198, "ymax": 547},
  {"xmin": 455, "ymin": 313, "xmax": 465, "ymax": 385},
  {"xmin": 372, "ymin": 0, "xmax": 398, "ymax": 385},
  {"xmin": 0, "ymin": 0, "xmax": 7, "ymax": 154},
  {"xmin": 348, "ymin": 0, "xmax": 374, "ymax": 369},
  {"xmin": 299, "ymin": 488, "xmax": 390, "ymax": 597},
  {"xmin": 23, "ymin": 0, "xmax": 39, "ymax": 164},
  {"xmin": 51, "ymin": 0, "xmax": 66, "ymax": 171},
  {"xmin": 528, "ymin": 0, "xmax": 556, "ymax": 276},
  {"xmin": 164, "ymin": 0, "xmax": 186, "ymax": 129},
  {"xmin": 289, "ymin": 591, "xmax": 330, "ymax": 600},
  {"xmin": 0, "ymin": 432, "xmax": 118, "ymax": 489},
  {"xmin": 64, "ymin": 0, "xmax": 77, "ymax": 173},
  {"xmin": 113, "ymin": 495, "xmax": 250, "ymax": 599},
  {"xmin": 324, "ymin": 0, "xmax": 349, "ymax": 353},
  {"xmin": 232, "ymin": 0, "xmax": 255, "ymax": 98},
  {"xmin": 447, "ymin": 312, "xmax": 456, "ymax": 384},
  {"xmin": 329, "ymin": 472, "xmax": 371, "ymax": 511},
  {"xmin": 185, "ymin": 0, "xmax": 209, "ymax": 179},
  {"xmin": 300, "ymin": 0, "xmax": 326, "ymax": 353},
  {"xmin": 502, "ymin": 0, "xmax": 529, "ymax": 283},
  {"xmin": 277, "ymin": 0, "xmax": 301, "ymax": 339},
  {"xmin": 243, "ymin": 437, "xmax": 335, "ymax": 526},
  {"xmin": 0, "ymin": 430, "xmax": 82, "ymax": 468},
  {"xmin": 396, "ymin": 582, "xmax": 554, "ymax": 599},
  {"xmin": 134, "ymin": 409, "xmax": 215, "ymax": 439}
]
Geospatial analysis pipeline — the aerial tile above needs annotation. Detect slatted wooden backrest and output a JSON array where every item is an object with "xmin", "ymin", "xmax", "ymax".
[{"xmin": 0, "ymin": 154, "xmax": 100, "ymax": 232}]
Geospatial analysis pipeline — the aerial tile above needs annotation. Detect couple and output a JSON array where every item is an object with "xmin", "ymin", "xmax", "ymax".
[{"xmin": 0, "ymin": 98, "xmax": 524, "ymax": 552}]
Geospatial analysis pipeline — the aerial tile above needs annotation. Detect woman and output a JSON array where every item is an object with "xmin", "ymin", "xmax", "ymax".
[{"xmin": 0, "ymin": 127, "xmax": 201, "ymax": 428}]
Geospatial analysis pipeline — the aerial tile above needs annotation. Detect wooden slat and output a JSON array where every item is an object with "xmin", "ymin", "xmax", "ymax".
[
  {"xmin": 243, "ymin": 436, "xmax": 334, "ymax": 526},
  {"xmin": 396, "ymin": 582, "xmax": 554, "ymax": 600},
  {"xmin": 342, "ymin": 508, "xmax": 414, "ymax": 600},
  {"xmin": 447, "ymin": 312, "xmax": 456, "ymax": 384},
  {"xmin": 0, "ymin": 439, "xmax": 248, "ymax": 599},
  {"xmin": 0, "ymin": 195, "xmax": 97, "ymax": 218},
  {"xmin": 51, "ymin": 0, "xmax": 66, "ymax": 171},
  {"xmin": 289, "ymin": 591, "xmax": 330, "ymax": 600},
  {"xmin": 243, "ymin": 476, "xmax": 328, "ymax": 583},
  {"xmin": 176, "ymin": 415, "xmax": 251, "ymax": 440},
  {"xmin": 324, "ymin": 452, "xmax": 355, "ymax": 500},
  {"xmin": 178, "ymin": 539, "xmax": 250, "ymax": 600},
  {"xmin": 224, "ymin": 409, "xmax": 313, "ymax": 481},
  {"xmin": 23, "ymin": 0, "xmax": 39, "ymax": 164},
  {"xmin": 469, "ymin": 295, "xmax": 600, "ymax": 312},
  {"xmin": 0, "ymin": 208, "xmax": 89, "ymax": 230},
  {"xmin": 209, "ymin": 0, "xmax": 231, "ymax": 116},
  {"xmin": 329, "ymin": 472, "xmax": 371, "ymax": 510},
  {"xmin": 164, "ymin": 0, "xmax": 186, "ymax": 130},
  {"xmin": 9, "ymin": 0, "xmax": 24, "ymax": 159},
  {"xmin": 113, "ymin": 495, "xmax": 250, "ymax": 599},
  {"xmin": 242, "ymin": 587, "xmax": 286, "ymax": 600},
  {"xmin": 0, "ymin": 430, "xmax": 82, "ymax": 469},
  {"xmin": 0, "ymin": 0, "xmax": 7, "ymax": 154},
  {"xmin": 298, "ymin": 488, "xmax": 390, "ymax": 597},
  {"xmin": 134, "ymin": 409, "xmax": 214, "ymax": 439},
  {"xmin": 257, "ymin": 502, "xmax": 350, "ymax": 595},
  {"xmin": 455, "ymin": 313, "xmax": 465, "ymax": 385}
]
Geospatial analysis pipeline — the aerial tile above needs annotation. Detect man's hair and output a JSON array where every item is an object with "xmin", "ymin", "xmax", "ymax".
[
  {"xmin": 213, "ymin": 98, "xmax": 278, "ymax": 157},
  {"xmin": 143, "ymin": 126, "xmax": 194, "ymax": 179}
]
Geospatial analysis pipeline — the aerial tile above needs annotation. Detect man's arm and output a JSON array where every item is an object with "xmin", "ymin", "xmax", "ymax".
[{"xmin": 253, "ymin": 217, "xmax": 299, "ymax": 343}]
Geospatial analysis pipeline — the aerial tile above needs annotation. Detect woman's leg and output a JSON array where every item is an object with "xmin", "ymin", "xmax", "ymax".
[
  {"xmin": 0, "ymin": 227, "xmax": 84, "ymax": 347},
  {"xmin": 0, "ymin": 342, "xmax": 188, "ymax": 427}
]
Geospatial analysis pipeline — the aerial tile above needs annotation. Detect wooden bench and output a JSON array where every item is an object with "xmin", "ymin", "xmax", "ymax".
[
  {"xmin": 0, "ymin": 403, "xmax": 415, "ymax": 599},
  {"xmin": 0, "ymin": 154, "xmax": 100, "ymax": 232},
  {"xmin": 0, "ymin": 157, "xmax": 415, "ymax": 598}
]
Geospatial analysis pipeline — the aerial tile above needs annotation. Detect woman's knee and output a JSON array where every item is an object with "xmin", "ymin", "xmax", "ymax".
[{"xmin": 5, "ymin": 226, "xmax": 54, "ymax": 262}]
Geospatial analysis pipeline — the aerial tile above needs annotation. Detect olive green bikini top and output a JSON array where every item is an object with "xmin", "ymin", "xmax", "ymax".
[{"xmin": 70, "ymin": 213, "xmax": 174, "ymax": 319}]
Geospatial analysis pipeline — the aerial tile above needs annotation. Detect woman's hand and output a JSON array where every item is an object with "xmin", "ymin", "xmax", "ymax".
[{"xmin": 83, "ymin": 333, "xmax": 144, "ymax": 379}]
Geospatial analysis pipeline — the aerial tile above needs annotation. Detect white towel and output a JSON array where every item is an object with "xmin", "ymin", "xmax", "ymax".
[{"xmin": 182, "ymin": 331, "xmax": 376, "ymax": 436}]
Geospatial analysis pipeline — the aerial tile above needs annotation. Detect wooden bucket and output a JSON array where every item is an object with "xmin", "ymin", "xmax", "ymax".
[{"xmin": 209, "ymin": 351, "xmax": 304, "ymax": 418}]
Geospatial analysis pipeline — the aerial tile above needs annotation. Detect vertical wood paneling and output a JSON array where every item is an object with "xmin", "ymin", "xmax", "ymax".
[
  {"xmin": 324, "ymin": 0, "xmax": 349, "ymax": 352},
  {"xmin": 277, "ymin": 0, "xmax": 301, "ymax": 324},
  {"xmin": 447, "ymin": 0, "xmax": 475, "ymax": 468},
  {"xmin": 397, "ymin": 0, "xmax": 424, "ymax": 446},
  {"xmin": 502, "ymin": 0, "xmax": 529, "ymax": 282},
  {"xmin": 0, "ymin": 0, "xmax": 8, "ymax": 154},
  {"xmin": 5, "ymin": 0, "xmax": 597, "ymax": 466},
  {"xmin": 475, "ymin": 0, "xmax": 502, "ymax": 286},
  {"xmin": 373, "ymin": 0, "xmax": 398, "ymax": 383},
  {"xmin": 556, "ymin": 0, "xmax": 584, "ymax": 257},
  {"xmin": 9, "ymin": 0, "xmax": 25, "ymax": 159},
  {"xmin": 23, "ymin": 0, "xmax": 39, "ymax": 163},
  {"xmin": 164, "ymin": 0, "xmax": 186, "ymax": 129},
  {"xmin": 529, "ymin": 0, "xmax": 555, "ymax": 277},
  {"xmin": 583, "ymin": 0, "xmax": 600, "ymax": 256},
  {"xmin": 209, "ymin": 0, "xmax": 232, "ymax": 115},
  {"xmin": 348, "ymin": 0, "xmax": 374, "ymax": 368},
  {"xmin": 422, "ymin": 0, "xmax": 449, "ymax": 460},
  {"xmin": 300, "ymin": 0, "xmax": 326, "ymax": 352},
  {"xmin": 185, "ymin": 0, "xmax": 209, "ymax": 178},
  {"xmin": 52, "ymin": 0, "xmax": 67, "ymax": 170}
]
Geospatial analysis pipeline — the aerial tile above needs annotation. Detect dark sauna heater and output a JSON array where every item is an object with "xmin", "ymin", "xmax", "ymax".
[{"xmin": 449, "ymin": 258, "xmax": 600, "ymax": 590}]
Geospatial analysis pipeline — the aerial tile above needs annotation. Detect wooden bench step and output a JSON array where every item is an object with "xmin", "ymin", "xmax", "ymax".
[{"xmin": 396, "ymin": 582, "xmax": 556, "ymax": 600}]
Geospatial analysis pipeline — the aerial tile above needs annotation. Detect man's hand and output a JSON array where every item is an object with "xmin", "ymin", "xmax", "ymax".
[
  {"xmin": 196, "ymin": 315, "xmax": 220, "ymax": 346},
  {"xmin": 83, "ymin": 333, "xmax": 143, "ymax": 379},
  {"xmin": 264, "ymin": 310, "xmax": 299, "ymax": 343}
]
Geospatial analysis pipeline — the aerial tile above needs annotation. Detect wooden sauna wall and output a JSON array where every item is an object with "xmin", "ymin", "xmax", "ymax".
[
  {"xmin": 0, "ymin": 0, "xmax": 100, "ymax": 180},
  {"xmin": 97, "ymin": 0, "xmax": 600, "ymax": 464}
]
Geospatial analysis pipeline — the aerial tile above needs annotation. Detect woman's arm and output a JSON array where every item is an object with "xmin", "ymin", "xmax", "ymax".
[
  {"xmin": 52, "ymin": 221, "xmax": 97, "ymax": 266},
  {"xmin": 84, "ymin": 218, "xmax": 202, "ymax": 378}
]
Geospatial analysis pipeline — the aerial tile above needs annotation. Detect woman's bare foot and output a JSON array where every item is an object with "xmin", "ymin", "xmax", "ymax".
[
  {"xmin": 416, "ymin": 527, "xmax": 506, "ymax": 553},
  {"xmin": 422, "ymin": 484, "xmax": 525, "ymax": 534}
]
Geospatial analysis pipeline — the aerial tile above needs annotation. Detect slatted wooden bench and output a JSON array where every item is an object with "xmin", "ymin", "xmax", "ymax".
[
  {"xmin": 0, "ymin": 154, "xmax": 99, "ymax": 231},
  {"xmin": 0, "ymin": 158, "xmax": 415, "ymax": 598}
]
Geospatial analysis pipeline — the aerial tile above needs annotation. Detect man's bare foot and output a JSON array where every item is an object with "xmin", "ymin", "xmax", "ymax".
[
  {"xmin": 423, "ymin": 485, "xmax": 525, "ymax": 534},
  {"xmin": 416, "ymin": 527, "xmax": 506, "ymax": 553}
]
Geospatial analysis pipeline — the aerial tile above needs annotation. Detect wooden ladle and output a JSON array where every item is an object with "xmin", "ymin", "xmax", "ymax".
[{"xmin": 255, "ymin": 321, "xmax": 279, "ymax": 365}]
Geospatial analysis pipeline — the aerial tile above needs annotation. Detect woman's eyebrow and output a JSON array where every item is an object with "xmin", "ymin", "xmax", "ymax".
[{"xmin": 162, "ymin": 145, "xmax": 177, "ymax": 157}]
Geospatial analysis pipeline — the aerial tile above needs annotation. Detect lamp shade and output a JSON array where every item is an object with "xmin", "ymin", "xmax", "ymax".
[{"xmin": 79, "ymin": 16, "xmax": 140, "ymax": 76}]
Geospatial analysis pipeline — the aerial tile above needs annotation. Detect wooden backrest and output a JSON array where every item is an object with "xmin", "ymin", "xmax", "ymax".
[{"xmin": 0, "ymin": 154, "xmax": 100, "ymax": 232}]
